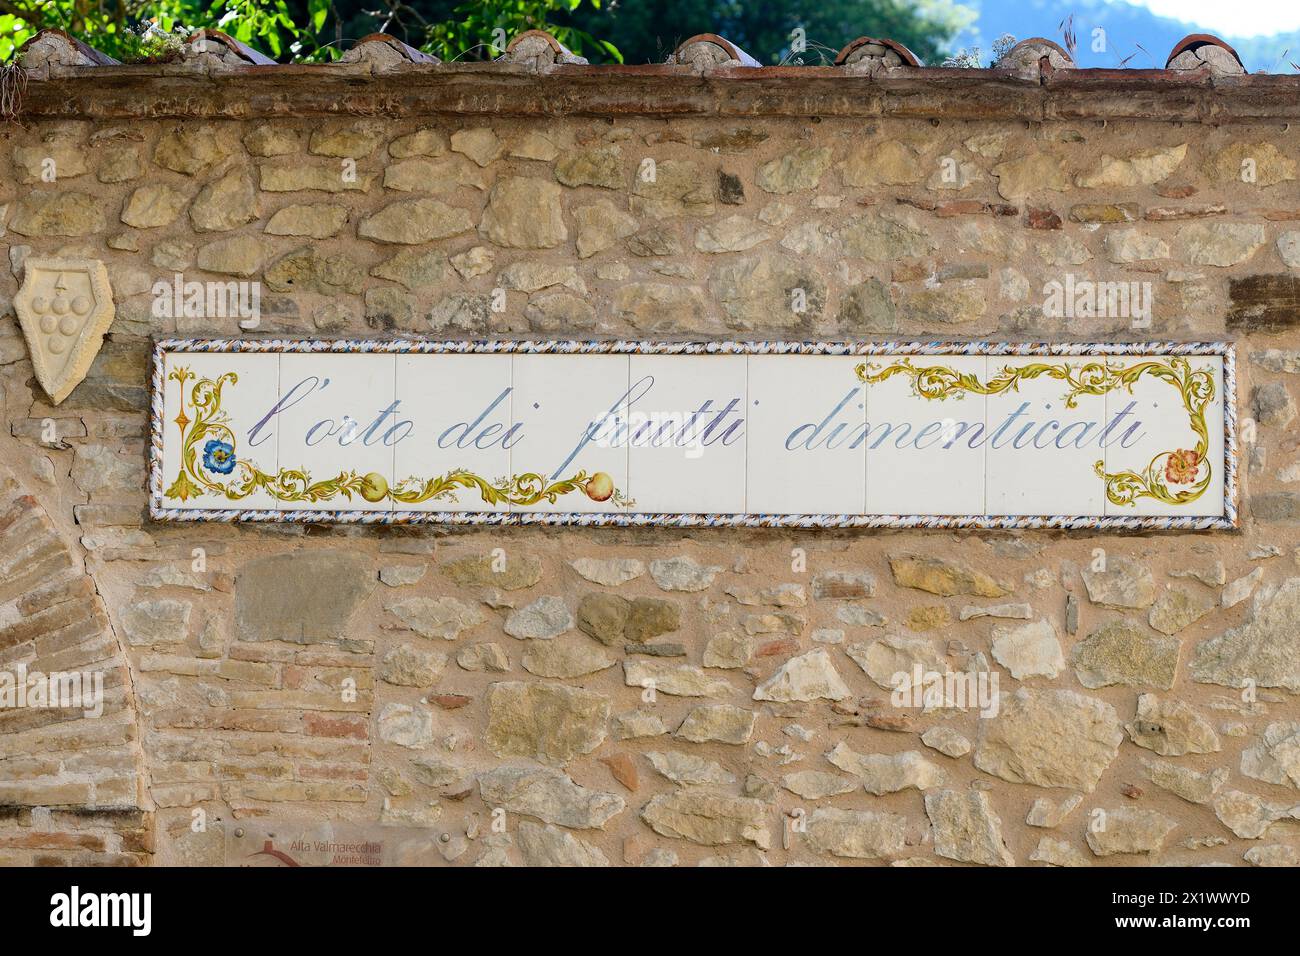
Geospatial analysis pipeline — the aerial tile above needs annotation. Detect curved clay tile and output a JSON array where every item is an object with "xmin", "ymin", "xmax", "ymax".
[
  {"xmin": 1166, "ymin": 34, "xmax": 1246, "ymax": 74},
  {"xmin": 835, "ymin": 36, "xmax": 923, "ymax": 70},
  {"xmin": 339, "ymin": 33, "xmax": 440, "ymax": 68},
  {"xmin": 670, "ymin": 33, "xmax": 761, "ymax": 70},
  {"xmin": 501, "ymin": 30, "xmax": 588, "ymax": 67},
  {"xmin": 17, "ymin": 29, "xmax": 119, "ymax": 74},
  {"xmin": 996, "ymin": 37, "xmax": 1075, "ymax": 78},
  {"xmin": 183, "ymin": 29, "xmax": 276, "ymax": 66}
]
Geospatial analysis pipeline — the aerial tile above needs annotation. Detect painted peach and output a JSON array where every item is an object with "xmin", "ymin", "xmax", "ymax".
[
  {"xmin": 358, "ymin": 472, "xmax": 389, "ymax": 503},
  {"xmin": 584, "ymin": 472, "xmax": 614, "ymax": 502}
]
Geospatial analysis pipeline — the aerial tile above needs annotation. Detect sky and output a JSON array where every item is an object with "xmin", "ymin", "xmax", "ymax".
[
  {"xmin": 1134, "ymin": 0, "xmax": 1300, "ymax": 38},
  {"xmin": 954, "ymin": 0, "xmax": 1300, "ymax": 70}
]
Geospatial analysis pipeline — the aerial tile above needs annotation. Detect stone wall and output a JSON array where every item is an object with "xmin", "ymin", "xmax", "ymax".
[{"xmin": 2, "ymin": 90, "xmax": 1300, "ymax": 867}]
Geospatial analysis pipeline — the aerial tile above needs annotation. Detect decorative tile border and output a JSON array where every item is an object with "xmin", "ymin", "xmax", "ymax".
[{"xmin": 148, "ymin": 338, "xmax": 1238, "ymax": 530}]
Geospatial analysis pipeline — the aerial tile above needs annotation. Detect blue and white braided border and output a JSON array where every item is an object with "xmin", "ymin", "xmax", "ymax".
[{"xmin": 148, "ymin": 338, "xmax": 1239, "ymax": 531}]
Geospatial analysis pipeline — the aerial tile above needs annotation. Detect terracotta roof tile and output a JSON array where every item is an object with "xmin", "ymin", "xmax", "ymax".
[
  {"xmin": 996, "ymin": 37, "xmax": 1075, "ymax": 79},
  {"xmin": 835, "ymin": 37, "xmax": 923, "ymax": 71},
  {"xmin": 182, "ymin": 29, "xmax": 276, "ymax": 67},
  {"xmin": 14, "ymin": 26, "xmax": 1272, "ymax": 78},
  {"xmin": 16, "ymin": 28, "xmax": 119, "ymax": 78},
  {"xmin": 18, "ymin": 23, "xmax": 1300, "ymax": 121},
  {"xmin": 668, "ymin": 34, "xmax": 761, "ymax": 70},
  {"xmin": 339, "ymin": 33, "xmax": 440, "ymax": 70},
  {"xmin": 1166, "ymin": 33, "xmax": 1246, "ymax": 74},
  {"xmin": 502, "ymin": 30, "xmax": 587, "ymax": 68}
]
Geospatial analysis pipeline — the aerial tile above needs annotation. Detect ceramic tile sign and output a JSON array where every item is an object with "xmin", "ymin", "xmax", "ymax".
[{"xmin": 150, "ymin": 340, "xmax": 1237, "ymax": 530}]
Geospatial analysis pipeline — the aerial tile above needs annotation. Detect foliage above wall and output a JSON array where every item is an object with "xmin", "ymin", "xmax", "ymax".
[
  {"xmin": 0, "ymin": 0, "xmax": 616, "ymax": 62},
  {"xmin": 0, "ymin": 0, "xmax": 972, "ymax": 64}
]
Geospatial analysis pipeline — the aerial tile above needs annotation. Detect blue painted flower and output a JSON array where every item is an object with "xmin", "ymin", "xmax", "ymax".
[{"xmin": 202, "ymin": 439, "xmax": 236, "ymax": 475}]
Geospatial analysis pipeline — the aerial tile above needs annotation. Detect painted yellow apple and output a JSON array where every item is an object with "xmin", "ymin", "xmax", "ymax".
[
  {"xmin": 358, "ymin": 472, "xmax": 389, "ymax": 503},
  {"xmin": 584, "ymin": 472, "xmax": 614, "ymax": 502}
]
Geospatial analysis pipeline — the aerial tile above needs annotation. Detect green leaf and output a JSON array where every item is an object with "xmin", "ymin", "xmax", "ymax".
[{"xmin": 308, "ymin": 0, "xmax": 328, "ymax": 33}]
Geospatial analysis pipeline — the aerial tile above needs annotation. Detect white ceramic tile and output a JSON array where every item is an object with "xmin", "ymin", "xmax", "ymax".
[
  {"xmin": 626, "ymin": 354, "xmax": 747, "ymax": 514},
  {"xmin": 509, "ymin": 354, "xmax": 631, "ymax": 514},
  {"xmin": 277, "ymin": 353, "xmax": 396, "ymax": 512},
  {"xmin": 158, "ymin": 351, "xmax": 280, "ymax": 511},
  {"xmin": 1104, "ymin": 355, "xmax": 1224, "ymax": 518},
  {"xmin": 864, "ymin": 355, "xmax": 986, "ymax": 515},
  {"xmin": 984, "ymin": 356, "xmax": 1107, "ymax": 516},
  {"xmin": 746, "ymin": 355, "xmax": 867, "ymax": 515},
  {"xmin": 393, "ymin": 353, "xmax": 513, "ymax": 513}
]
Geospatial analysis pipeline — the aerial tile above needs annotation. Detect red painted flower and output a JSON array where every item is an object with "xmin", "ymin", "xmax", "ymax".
[{"xmin": 1165, "ymin": 449, "xmax": 1200, "ymax": 485}]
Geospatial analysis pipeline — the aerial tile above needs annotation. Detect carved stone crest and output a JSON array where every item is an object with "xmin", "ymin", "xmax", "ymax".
[{"xmin": 14, "ymin": 257, "xmax": 115, "ymax": 405}]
